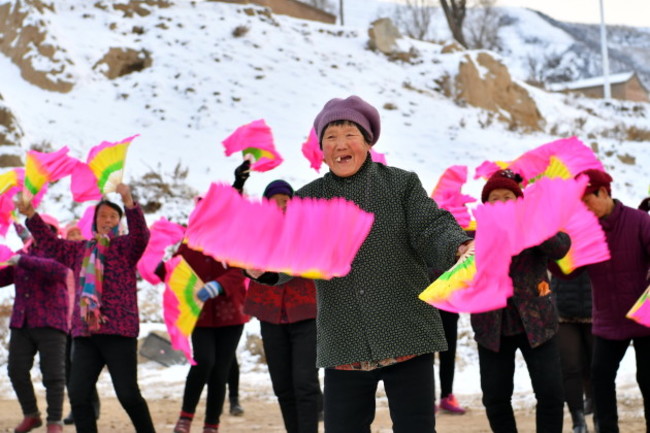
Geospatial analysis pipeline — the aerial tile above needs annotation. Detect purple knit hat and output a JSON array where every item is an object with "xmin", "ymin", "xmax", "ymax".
[
  {"xmin": 263, "ymin": 180, "xmax": 294, "ymax": 199},
  {"xmin": 313, "ymin": 95, "xmax": 381, "ymax": 146}
]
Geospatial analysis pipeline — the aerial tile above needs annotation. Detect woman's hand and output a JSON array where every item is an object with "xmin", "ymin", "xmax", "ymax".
[
  {"xmin": 456, "ymin": 240, "xmax": 475, "ymax": 261},
  {"xmin": 245, "ymin": 269, "xmax": 265, "ymax": 279},
  {"xmin": 116, "ymin": 183, "xmax": 135, "ymax": 208},
  {"xmin": 14, "ymin": 195, "xmax": 36, "ymax": 218}
]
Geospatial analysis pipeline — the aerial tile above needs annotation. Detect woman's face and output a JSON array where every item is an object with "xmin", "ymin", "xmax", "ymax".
[
  {"xmin": 269, "ymin": 193, "xmax": 291, "ymax": 213},
  {"xmin": 322, "ymin": 122, "xmax": 371, "ymax": 178},
  {"xmin": 95, "ymin": 205, "xmax": 121, "ymax": 235},
  {"xmin": 487, "ymin": 188, "xmax": 518, "ymax": 204},
  {"xmin": 66, "ymin": 227, "xmax": 84, "ymax": 241},
  {"xmin": 581, "ymin": 187, "xmax": 613, "ymax": 218}
]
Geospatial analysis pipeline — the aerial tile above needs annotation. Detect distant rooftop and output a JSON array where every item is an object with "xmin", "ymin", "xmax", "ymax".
[{"xmin": 548, "ymin": 72, "xmax": 636, "ymax": 91}]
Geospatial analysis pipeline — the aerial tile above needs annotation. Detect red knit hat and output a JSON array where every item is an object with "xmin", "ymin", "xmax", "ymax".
[
  {"xmin": 577, "ymin": 169, "xmax": 612, "ymax": 196},
  {"xmin": 481, "ymin": 169, "xmax": 524, "ymax": 203}
]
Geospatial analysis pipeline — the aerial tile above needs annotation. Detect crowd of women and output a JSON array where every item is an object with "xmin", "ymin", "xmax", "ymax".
[{"xmin": 2, "ymin": 95, "xmax": 649, "ymax": 433}]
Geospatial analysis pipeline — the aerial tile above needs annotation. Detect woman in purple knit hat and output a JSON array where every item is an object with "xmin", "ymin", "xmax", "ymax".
[
  {"xmin": 248, "ymin": 95, "xmax": 474, "ymax": 433},
  {"xmin": 245, "ymin": 179, "xmax": 322, "ymax": 433}
]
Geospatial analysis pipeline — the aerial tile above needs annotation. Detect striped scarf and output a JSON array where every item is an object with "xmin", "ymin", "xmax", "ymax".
[{"xmin": 79, "ymin": 227, "xmax": 117, "ymax": 331}]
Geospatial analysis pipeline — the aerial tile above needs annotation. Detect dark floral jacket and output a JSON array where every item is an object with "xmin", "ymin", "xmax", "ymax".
[
  {"xmin": 0, "ymin": 249, "xmax": 71, "ymax": 333},
  {"xmin": 156, "ymin": 243, "xmax": 249, "ymax": 328},
  {"xmin": 471, "ymin": 232, "xmax": 571, "ymax": 352},
  {"xmin": 245, "ymin": 277, "xmax": 316, "ymax": 324},
  {"xmin": 26, "ymin": 206, "xmax": 149, "ymax": 338}
]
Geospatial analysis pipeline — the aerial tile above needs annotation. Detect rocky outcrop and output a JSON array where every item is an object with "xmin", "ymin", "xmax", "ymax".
[
  {"xmin": 454, "ymin": 52, "xmax": 543, "ymax": 131},
  {"xmin": 0, "ymin": 0, "xmax": 75, "ymax": 93},
  {"xmin": 0, "ymin": 93, "xmax": 23, "ymax": 167},
  {"xmin": 368, "ymin": 18, "xmax": 401, "ymax": 54},
  {"xmin": 108, "ymin": 0, "xmax": 172, "ymax": 18},
  {"xmin": 93, "ymin": 47, "xmax": 153, "ymax": 79},
  {"xmin": 441, "ymin": 41, "xmax": 464, "ymax": 54},
  {"xmin": 368, "ymin": 18, "xmax": 418, "ymax": 63}
]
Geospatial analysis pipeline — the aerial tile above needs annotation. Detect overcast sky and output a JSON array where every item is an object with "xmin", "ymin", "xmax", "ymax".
[{"xmin": 497, "ymin": 0, "xmax": 649, "ymax": 27}]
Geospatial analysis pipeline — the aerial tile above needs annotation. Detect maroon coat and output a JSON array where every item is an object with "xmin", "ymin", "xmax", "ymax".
[
  {"xmin": 26, "ymin": 206, "xmax": 150, "ymax": 338},
  {"xmin": 471, "ymin": 232, "xmax": 571, "ymax": 352},
  {"xmin": 0, "ymin": 249, "xmax": 71, "ymax": 333},
  {"xmin": 156, "ymin": 244, "xmax": 249, "ymax": 328},
  {"xmin": 245, "ymin": 277, "xmax": 317, "ymax": 324},
  {"xmin": 587, "ymin": 200, "xmax": 650, "ymax": 340}
]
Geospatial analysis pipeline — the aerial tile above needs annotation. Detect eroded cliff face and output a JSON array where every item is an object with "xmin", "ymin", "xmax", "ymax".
[
  {"xmin": 454, "ymin": 52, "xmax": 544, "ymax": 131},
  {"xmin": 0, "ymin": 93, "xmax": 23, "ymax": 167},
  {"xmin": 0, "ymin": 0, "xmax": 75, "ymax": 93}
]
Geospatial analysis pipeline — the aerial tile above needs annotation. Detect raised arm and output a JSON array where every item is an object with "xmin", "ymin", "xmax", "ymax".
[
  {"xmin": 17, "ymin": 254, "xmax": 70, "ymax": 283},
  {"xmin": 538, "ymin": 232, "xmax": 571, "ymax": 261},
  {"xmin": 117, "ymin": 183, "xmax": 150, "ymax": 265},
  {"xmin": 22, "ymin": 211, "xmax": 78, "ymax": 267}
]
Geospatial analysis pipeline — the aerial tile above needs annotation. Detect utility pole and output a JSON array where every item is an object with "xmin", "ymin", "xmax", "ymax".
[
  {"xmin": 339, "ymin": 0, "xmax": 344, "ymax": 25},
  {"xmin": 599, "ymin": 0, "xmax": 611, "ymax": 99}
]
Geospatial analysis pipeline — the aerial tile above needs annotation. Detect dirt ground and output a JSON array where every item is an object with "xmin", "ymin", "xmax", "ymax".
[{"xmin": 0, "ymin": 391, "xmax": 646, "ymax": 433}]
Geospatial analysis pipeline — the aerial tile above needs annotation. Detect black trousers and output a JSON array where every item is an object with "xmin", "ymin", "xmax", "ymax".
[
  {"xmin": 592, "ymin": 335, "xmax": 650, "ymax": 433},
  {"xmin": 182, "ymin": 325, "xmax": 243, "ymax": 425},
  {"xmin": 69, "ymin": 335, "xmax": 155, "ymax": 433},
  {"xmin": 227, "ymin": 356, "xmax": 240, "ymax": 400},
  {"xmin": 438, "ymin": 310, "xmax": 459, "ymax": 399},
  {"xmin": 557, "ymin": 322, "xmax": 593, "ymax": 411},
  {"xmin": 8, "ymin": 327, "xmax": 67, "ymax": 422},
  {"xmin": 478, "ymin": 334, "xmax": 564, "ymax": 433},
  {"xmin": 324, "ymin": 353, "xmax": 436, "ymax": 433},
  {"xmin": 66, "ymin": 335, "xmax": 100, "ymax": 417},
  {"xmin": 261, "ymin": 319, "xmax": 321, "ymax": 433}
]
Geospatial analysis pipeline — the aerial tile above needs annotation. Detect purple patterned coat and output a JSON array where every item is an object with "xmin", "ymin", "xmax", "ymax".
[
  {"xmin": 0, "ymin": 249, "xmax": 71, "ymax": 333},
  {"xmin": 26, "ymin": 205, "xmax": 150, "ymax": 338},
  {"xmin": 471, "ymin": 232, "xmax": 571, "ymax": 352}
]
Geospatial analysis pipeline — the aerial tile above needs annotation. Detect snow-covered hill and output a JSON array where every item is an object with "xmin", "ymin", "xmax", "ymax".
[
  {"xmin": 0, "ymin": 0, "xmax": 648, "ymax": 223},
  {"xmin": 0, "ymin": 0, "xmax": 648, "ymax": 411}
]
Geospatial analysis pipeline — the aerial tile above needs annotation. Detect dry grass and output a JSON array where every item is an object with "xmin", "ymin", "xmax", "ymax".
[{"xmin": 626, "ymin": 125, "xmax": 650, "ymax": 142}]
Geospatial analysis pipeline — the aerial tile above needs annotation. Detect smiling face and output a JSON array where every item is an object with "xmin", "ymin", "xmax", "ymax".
[
  {"xmin": 322, "ymin": 122, "xmax": 371, "ymax": 178},
  {"xmin": 487, "ymin": 188, "xmax": 519, "ymax": 204},
  {"xmin": 95, "ymin": 204, "xmax": 121, "ymax": 235}
]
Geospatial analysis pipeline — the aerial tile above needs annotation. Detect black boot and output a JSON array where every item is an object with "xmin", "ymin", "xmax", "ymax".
[
  {"xmin": 571, "ymin": 409, "xmax": 588, "ymax": 433},
  {"xmin": 63, "ymin": 412, "xmax": 74, "ymax": 425},
  {"xmin": 229, "ymin": 396, "xmax": 244, "ymax": 416}
]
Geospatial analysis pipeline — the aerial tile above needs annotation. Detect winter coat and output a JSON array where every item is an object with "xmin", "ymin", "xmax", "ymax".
[
  {"xmin": 245, "ymin": 277, "xmax": 316, "ymax": 324},
  {"xmin": 0, "ymin": 249, "xmax": 71, "ymax": 333},
  {"xmin": 586, "ymin": 200, "xmax": 650, "ymax": 339},
  {"xmin": 26, "ymin": 205, "xmax": 149, "ymax": 338},
  {"xmin": 275, "ymin": 155, "xmax": 471, "ymax": 368},
  {"xmin": 156, "ymin": 243, "xmax": 249, "ymax": 328},
  {"xmin": 551, "ymin": 268, "xmax": 592, "ymax": 322},
  {"xmin": 471, "ymin": 232, "xmax": 571, "ymax": 352}
]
